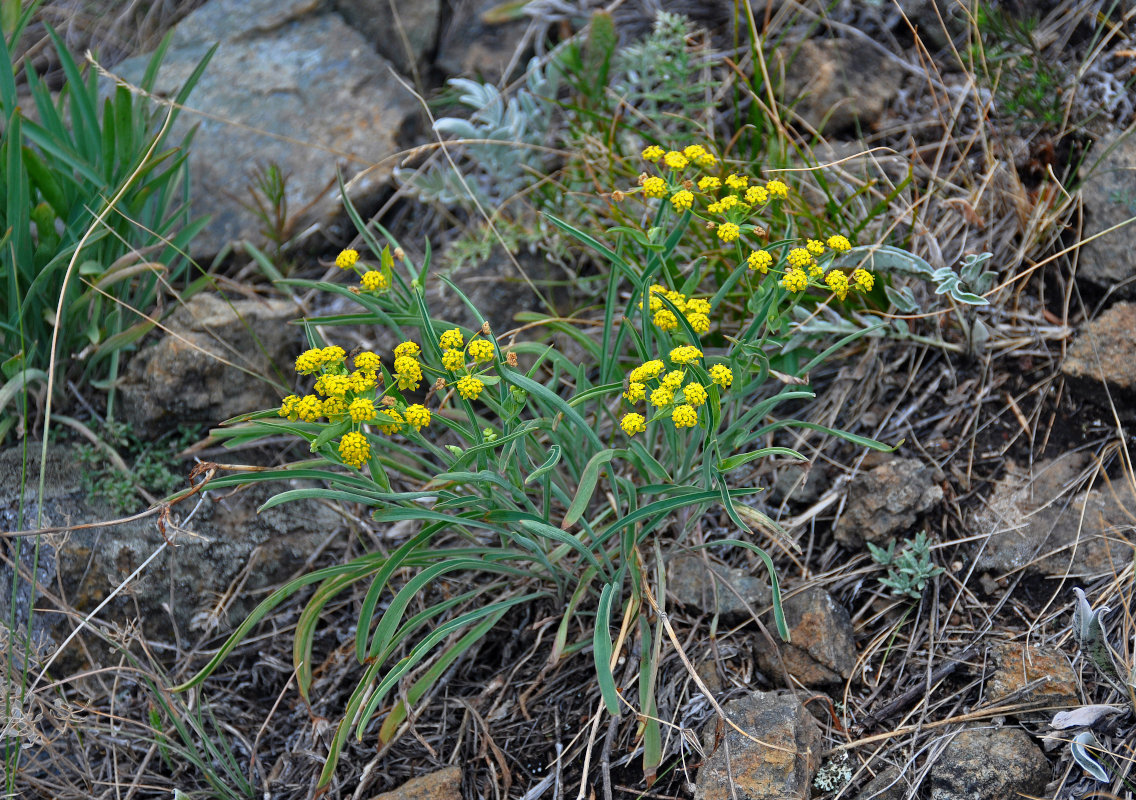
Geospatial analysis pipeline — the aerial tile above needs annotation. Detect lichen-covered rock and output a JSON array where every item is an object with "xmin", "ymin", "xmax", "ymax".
[
  {"xmin": 695, "ymin": 691, "xmax": 823, "ymax": 800},
  {"xmin": 368, "ymin": 766, "xmax": 462, "ymax": 800},
  {"xmin": 986, "ymin": 641, "xmax": 1079, "ymax": 723},
  {"xmin": 929, "ymin": 727, "xmax": 1049, "ymax": 800},
  {"xmin": 756, "ymin": 588, "xmax": 856, "ymax": 687},
  {"xmin": 119, "ymin": 292, "xmax": 298, "ymax": 433},
  {"xmin": 1077, "ymin": 133, "xmax": 1136, "ymax": 294},
  {"xmin": 1062, "ymin": 301, "xmax": 1136, "ymax": 417},
  {"xmin": 668, "ymin": 553, "xmax": 771, "ymax": 621},
  {"xmin": 971, "ymin": 453, "xmax": 1135, "ymax": 578},
  {"xmin": 834, "ymin": 459, "xmax": 943, "ymax": 548}
]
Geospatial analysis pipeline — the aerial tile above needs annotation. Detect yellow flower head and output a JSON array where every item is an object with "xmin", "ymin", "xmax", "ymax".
[
  {"xmin": 717, "ymin": 223, "xmax": 741, "ymax": 243},
  {"xmin": 670, "ymin": 190, "xmax": 694, "ymax": 212},
  {"xmin": 624, "ymin": 382, "xmax": 647, "ymax": 403},
  {"xmin": 456, "ymin": 375, "xmax": 484, "ymax": 400},
  {"xmin": 650, "ymin": 386, "xmax": 675, "ymax": 407},
  {"xmin": 335, "ymin": 249, "xmax": 359, "ymax": 269},
  {"xmin": 338, "ymin": 431, "xmax": 371, "ymax": 467},
  {"xmin": 670, "ymin": 345, "xmax": 703, "ymax": 365},
  {"xmin": 682, "ymin": 144, "xmax": 707, "ymax": 160},
  {"xmin": 725, "ymin": 173, "xmax": 749, "ymax": 190},
  {"xmin": 653, "ymin": 308, "xmax": 678, "ymax": 331},
  {"xmin": 404, "ymin": 403, "xmax": 431, "ymax": 431},
  {"xmin": 621, "ymin": 413, "xmax": 647, "ymax": 436},
  {"xmin": 663, "ymin": 150, "xmax": 688, "ymax": 170},
  {"xmin": 766, "ymin": 179, "xmax": 790, "ymax": 199},
  {"xmin": 630, "ymin": 360, "xmax": 665, "ymax": 383},
  {"xmin": 827, "ymin": 234, "xmax": 852, "ymax": 252},
  {"xmin": 394, "ymin": 356, "xmax": 422, "ymax": 391},
  {"xmin": 787, "ymin": 248, "xmax": 813, "ymax": 269},
  {"xmin": 349, "ymin": 370, "xmax": 376, "ymax": 393},
  {"xmin": 747, "ymin": 250, "xmax": 773, "ymax": 273},
  {"xmin": 745, "ymin": 185, "xmax": 769, "ymax": 205},
  {"xmin": 279, "ymin": 394, "xmax": 301, "ymax": 420},
  {"xmin": 694, "ymin": 152, "xmax": 717, "ymax": 168},
  {"xmin": 296, "ymin": 394, "xmax": 323, "ymax": 422},
  {"xmin": 322, "ymin": 396, "xmax": 348, "ymax": 418},
  {"xmin": 662, "ymin": 370, "xmax": 685, "ymax": 390},
  {"xmin": 709, "ymin": 364, "xmax": 733, "ymax": 388},
  {"xmin": 806, "ymin": 239, "xmax": 826, "ymax": 256},
  {"xmin": 441, "ymin": 348, "xmax": 465, "ymax": 371},
  {"xmin": 686, "ymin": 312, "xmax": 710, "ymax": 334},
  {"xmin": 852, "ymin": 268, "xmax": 875, "ymax": 292},
  {"xmin": 361, "ymin": 270, "xmax": 387, "ymax": 291},
  {"xmin": 686, "ymin": 298, "xmax": 711, "ymax": 315},
  {"xmin": 318, "ymin": 374, "xmax": 351, "ymax": 398},
  {"xmin": 781, "ymin": 268, "xmax": 809, "ymax": 293},
  {"xmin": 468, "ymin": 339, "xmax": 495, "ymax": 363},
  {"xmin": 717, "ymin": 194, "xmax": 739, "ymax": 211},
  {"xmin": 672, "ymin": 404, "xmax": 698, "ymax": 429},
  {"xmin": 642, "ymin": 145, "xmax": 665, "ymax": 161},
  {"xmin": 683, "ymin": 382, "xmax": 708, "ymax": 407},
  {"xmin": 377, "ymin": 410, "xmax": 404, "ymax": 436},
  {"xmin": 295, "ymin": 348, "xmax": 324, "ymax": 375},
  {"xmin": 349, "ymin": 397, "xmax": 377, "ymax": 422},
  {"xmin": 698, "ymin": 176, "xmax": 721, "ymax": 192},
  {"xmin": 663, "ymin": 290, "xmax": 688, "ymax": 313},
  {"xmin": 355, "ymin": 350, "xmax": 381, "ymax": 373},
  {"xmin": 825, "ymin": 270, "xmax": 850, "ymax": 301},
  {"xmin": 439, "ymin": 328, "xmax": 464, "ymax": 350},
  {"xmin": 642, "ymin": 176, "xmax": 667, "ymax": 198},
  {"xmin": 809, "ymin": 263, "xmax": 825, "ymax": 279},
  {"xmin": 393, "ymin": 341, "xmax": 420, "ymax": 359}
]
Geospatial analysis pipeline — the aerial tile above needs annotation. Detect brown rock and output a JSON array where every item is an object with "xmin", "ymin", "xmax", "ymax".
[
  {"xmin": 757, "ymin": 588, "xmax": 856, "ymax": 687},
  {"xmin": 834, "ymin": 459, "xmax": 943, "ymax": 548},
  {"xmin": 929, "ymin": 727, "xmax": 1049, "ymax": 800},
  {"xmin": 986, "ymin": 641, "xmax": 1079, "ymax": 722},
  {"xmin": 668, "ymin": 553, "xmax": 771, "ymax": 621},
  {"xmin": 778, "ymin": 39, "xmax": 903, "ymax": 133},
  {"xmin": 1062, "ymin": 301, "xmax": 1136, "ymax": 416},
  {"xmin": 369, "ymin": 766, "xmax": 462, "ymax": 800},
  {"xmin": 120, "ymin": 293, "xmax": 299, "ymax": 432},
  {"xmin": 695, "ymin": 691, "xmax": 823, "ymax": 800},
  {"xmin": 971, "ymin": 453, "xmax": 1135, "ymax": 577}
]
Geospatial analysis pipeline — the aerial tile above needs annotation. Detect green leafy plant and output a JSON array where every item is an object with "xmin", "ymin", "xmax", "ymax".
[
  {"xmin": 867, "ymin": 531, "xmax": 944, "ymax": 600},
  {"xmin": 76, "ymin": 421, "xmax": 200, "ymax": 512},
  {"xmin": 0, "ymin": 3, "xmax": 214, "ymax": 440},
  {"xmin": 170, "ymin": 141, "xmax": 918, "ymax": 789}
]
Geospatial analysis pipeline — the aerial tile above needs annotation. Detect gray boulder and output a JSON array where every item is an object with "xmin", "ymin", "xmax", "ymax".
[
  {"xmin": 1078, "ymin": 133, "xmax": 1136, "ymax": 295},
  {"xmin": 112, "ymin": 0, "xmax": 419, "ymax": 257}
]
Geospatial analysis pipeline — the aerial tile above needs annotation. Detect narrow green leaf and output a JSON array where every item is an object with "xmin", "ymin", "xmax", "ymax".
[{"xmin": 593, "ymin": 582, "xmax": 620, "ymax": 714}]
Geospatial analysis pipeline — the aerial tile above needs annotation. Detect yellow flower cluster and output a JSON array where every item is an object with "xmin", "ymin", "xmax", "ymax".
[
  {"xmin": 639, "ymin": 285, "xmax": 712, "ymax": 334},
  {"xmin": 435, "ymin": 327, "xmax": 499, "ymax": 403},
  {"xmin": 280, "ymin": 340, "xmax": 436, "ymax": 469},
  {"xmin": 333, "ymin": 248, "xmax": 390, "ymax": 295},
  {"xmin": 620, "ymin": 348, "xmax": 733, "ymax": 435}
]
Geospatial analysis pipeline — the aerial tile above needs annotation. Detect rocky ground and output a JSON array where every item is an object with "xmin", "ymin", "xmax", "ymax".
[{"xmin": 3, "ymin": 1, "xmax": 1136, "ymax": 799}]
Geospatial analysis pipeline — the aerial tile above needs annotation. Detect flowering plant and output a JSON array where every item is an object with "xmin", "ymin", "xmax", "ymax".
[{"xmin": 175, "ymin": 147, "xmax": 897, "ymax": 787}]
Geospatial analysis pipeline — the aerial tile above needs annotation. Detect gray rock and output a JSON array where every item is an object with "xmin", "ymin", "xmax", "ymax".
[
  {"xmin": 834, "ymin": 459, "xmax": 943, "ymax": 548},
  {"xmin": 770, "ymin": 463, "xmax": 826, "ymax": 505},
  {"xmin": 1062, "ymin": 301, "xmax": 1136, "ymax": 417},
  {"xmin": 119, "ymin": 292, "xmax": 299, "ymax": 432},
  {"xmin": 434, "ymin": 0, "xmax": 531, "ymax": 84},
  {"xmin": 757, "ymin": 588, "xmax": 856, "ymax": 687},
  {"xmin": 929, "ymin": 727, "xmax": 1049, "ymax": 800},
  {"xmin": 336, "ymin": 0, "xmax": 441, "ymax": 78},
  {"xmin": 0, "ymin": 444, "xmax": 338, "ymax": 652},
  {"xmin": 668, "ymin": 553, "xmax": 771, "ymax": 621},
  {"xmin": 854, "ymin": 766, "xmax": 907, "ymax": 800},
  {"xmin": 778, "ymin": 38, "xmax": 904, "ymax": 133},
  {"xmin": 695, "ymin": 690, "xmax": 823, "ymax": 800},
  {"xmin": 971, "ymin": 453, "xmax": 1135, "ymax": 578},
  {"xmin": 112, "ymin": 0, "xmax": 419, "ymax": 256},
  {"xmin": 1078, "ymin": 133, "xmax": 1136, "ymax": 294}
]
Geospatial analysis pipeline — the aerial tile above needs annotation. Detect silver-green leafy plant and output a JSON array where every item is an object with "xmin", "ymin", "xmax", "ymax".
[{"xmin": 867, "ymin": 531, "xmax": 944, "ymax": 600}]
